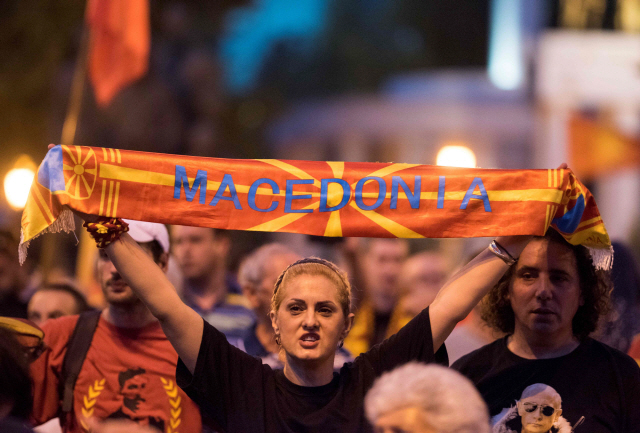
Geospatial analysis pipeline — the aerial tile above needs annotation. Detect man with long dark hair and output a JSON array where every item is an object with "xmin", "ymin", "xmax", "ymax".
[{"xmin": 453, "ymin": 230, "xmax": 640, "ymax": 432}]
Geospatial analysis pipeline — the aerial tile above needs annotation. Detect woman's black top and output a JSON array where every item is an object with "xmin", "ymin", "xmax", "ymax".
[{"xmin": 176, "ymin": 307, "xmax": 447, "ymax": 433}]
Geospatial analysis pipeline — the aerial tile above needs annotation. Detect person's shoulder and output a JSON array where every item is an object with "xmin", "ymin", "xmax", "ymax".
[
  {"xmin": 40, "ymin": 314, "xmax": 81, "ymax": 341},
  {"xmin": 584, "ymin": 338, "xmax": 640, "ymax": 373},
  {"xmin": 38, "ymin": 314, "xmax": 86, "ymax": 359},
  {"xmin": 451, "ymin": 337, "xmax": 505, "ymax": 373}
]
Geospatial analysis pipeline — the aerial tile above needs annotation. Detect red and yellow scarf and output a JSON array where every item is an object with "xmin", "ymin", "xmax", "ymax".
[{"xmin": 20, "ymin": 145, "xmax": 612, "ymax": 268}]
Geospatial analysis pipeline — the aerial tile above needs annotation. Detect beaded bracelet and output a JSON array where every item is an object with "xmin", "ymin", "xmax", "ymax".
[{"xmin": 83, "ymin": 218, "xmax": 129, "ymax": 248}]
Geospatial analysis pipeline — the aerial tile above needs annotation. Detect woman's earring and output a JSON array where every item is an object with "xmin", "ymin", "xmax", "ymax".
[
  {"xmin": 338, "ymin": 340, "xmax": 344, "ymax": 349},
  {"xmin": 275, "ymin": 334, "xmax": 281, "ymax": 345}
]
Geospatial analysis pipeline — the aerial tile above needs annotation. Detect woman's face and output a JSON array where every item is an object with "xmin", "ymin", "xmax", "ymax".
[{"xmin": 271, "ymin": 274, "xmax": 352, "ymax": 366}]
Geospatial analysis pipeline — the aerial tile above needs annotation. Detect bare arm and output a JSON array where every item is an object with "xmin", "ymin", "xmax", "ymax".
[
  {"xmin": 105, "ymin": 233, "xmax": 203, "ymax": 373},
  {"xmin": 429, "ymin": 236, "xmax": 531, "ymax": 351}
]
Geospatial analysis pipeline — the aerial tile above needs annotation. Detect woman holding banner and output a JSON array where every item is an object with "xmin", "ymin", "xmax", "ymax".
[{"xmin": 79, "ymin": 209, "xmax": 529, "ymax": 432}]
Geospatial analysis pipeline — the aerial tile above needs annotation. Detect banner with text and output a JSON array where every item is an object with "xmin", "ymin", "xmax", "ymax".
[{"xmin": 20, "ymin": 145, "xmax": 612, "ymax": 267}]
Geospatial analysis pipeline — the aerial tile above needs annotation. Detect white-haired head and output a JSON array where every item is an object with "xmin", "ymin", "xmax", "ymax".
[
  {"xmin": 365, "ymin": 363, "xmax": 490, "ymax": 433},
  {"xmin": 238, "ymin": 243, "xmax": 300, "ymax": 321},
  {"xmin": 237, "ymin": 243, "xmax": 300, "ymax": 288}
]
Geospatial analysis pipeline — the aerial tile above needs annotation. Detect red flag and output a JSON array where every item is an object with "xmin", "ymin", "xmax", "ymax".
[
  {"xmin": 568, "ymin": 113, "xmax": 640, "ymax": 180},
  {"xmin": 86, "ymin": 0, "xmax": 150, "ymax": 106}
]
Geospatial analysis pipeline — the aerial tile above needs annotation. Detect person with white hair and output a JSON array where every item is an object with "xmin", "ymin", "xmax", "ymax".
[
  {"xmin": 29, "ymin": 221, "xmax": 203, "ymax": 433},
  {"xmin": 365, "ymin": 362, "xmax": 490, "ymax": 433}
]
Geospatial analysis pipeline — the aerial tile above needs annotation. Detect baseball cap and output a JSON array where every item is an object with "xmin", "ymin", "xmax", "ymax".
[{"xmin": 123, "ymin": 219, "xmax": 170, "ymax": 253}]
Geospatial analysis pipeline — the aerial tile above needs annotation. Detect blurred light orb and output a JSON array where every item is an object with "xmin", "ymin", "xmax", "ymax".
[
  {"xmin": 4, "ymin": 168, "xmax": 35, "ymax": 210},
  {"xmin": 436, "ymin": 145, "xmax": 477, "ymax": 168}
]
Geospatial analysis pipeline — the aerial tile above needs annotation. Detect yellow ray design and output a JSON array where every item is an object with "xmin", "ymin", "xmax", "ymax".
[
  {"xmin": 106, "ymin": 181, "xmax": 114, "ymax": 217},
  {"xmin": 63, "ymin": 164, "xmax": 74, "ymax": 171},
  {"xmin": 32, "ymin": 185, "xmax": 55, "ymax": 222},
  {"xmin": 82, "ymin": 149, "xmax": 93, "ymax": 166},
  {"xmin": 81, "ymin": 175, "xmax": 91, "ymax": 195},
  {"xmin": 349, "ymin": 163, "xmax": 419, "ymax": 188},
  {"xmin": 327, "ymin": 161, "xmax": 344, "ymax": 179},
  {"xmin": 487, "ymin": 189, "xmax": 563, "ymax": 203},
  {"xmin": 65, "ymin": 174, "xmax": 77, "ymax": 193},
  {"xmin": 248, "ymin": 202, "xmax": 320, "ymax": 232},
  {"xmin": 112, "ymin": 182, "xmax": 120, "ymax": 217},
  {"xmin": 545, "ymin": 204, "xmax": 551, "ymax": 231},
  {"xmin": 62, "ymin": 146, "xmax": 78, "ymax": 165},
  {"xmin": 258, "ymin": 159, "xmax": 321, "ymax": 188},
  {"xmin": 101, "ymin": 164, "xmax": 177, "ymax": 187},
  {"xmin": 100, "ymin": 163, "xmax": 295, "ymax": 198},
  {"xmin": 99, "ymin": 180, "xmax": 106, "ymax": 216},
  {"xmin": 324, "ymin": 212, "xmax": 342, "ymax": 237},
  {"xmin": 323, "ymin": 161, "xmax": 346, "ymax": 237},
  {"xmin": 413, "ymin": 189, "xmax": 562, "ymax": 203},
  {"xmin": 348, "ymin": 202, "xmax": 424, "ymax": 238}
]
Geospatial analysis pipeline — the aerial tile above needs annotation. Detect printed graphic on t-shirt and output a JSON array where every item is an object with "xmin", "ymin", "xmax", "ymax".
[
  {"xmin": 491, "ymin": 383, "xmax": 583, "ymax": 433},
  {"xmin": 78, "ymin": 368, "xmax": 183, "ymax": 433}
]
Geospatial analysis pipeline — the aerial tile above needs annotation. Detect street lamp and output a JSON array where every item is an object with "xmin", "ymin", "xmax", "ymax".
[
  {"xmin": 4, "ymin": 155, "xmax": 36, "ymax": 210},
  {"xmin": 436, "ymin": 144, "xmax": 477, "ymax": 168}
]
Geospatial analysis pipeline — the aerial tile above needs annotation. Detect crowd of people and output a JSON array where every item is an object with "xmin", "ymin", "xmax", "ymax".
[{"xmin": 0, "ymin": 213, "xmax": 640, "ymax": 433}]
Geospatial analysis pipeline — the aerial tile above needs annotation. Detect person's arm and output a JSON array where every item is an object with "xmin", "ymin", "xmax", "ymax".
[
  {"xmin": 105, "ymin": 233, "xmax": 203, "ymax": 373},
  {"xmin": 429, "ymin": 236, "xmax": 531, "ymax": 352}
]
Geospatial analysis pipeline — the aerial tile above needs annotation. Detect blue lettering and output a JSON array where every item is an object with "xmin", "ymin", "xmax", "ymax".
[
  {"xmin": 355, "ymin": 177, "xmax": 386, "ymax": 211},
  {"xmin": 174, "ymin": 165, "xmax": 207, "ymax": 204},
  {"xmin": 209, "ymin": 174, "xmax": 242, "ymax": 209},
  {"xmin": 320, "ymin": 179, "xmax": 351, "ymax": 212},
  {"xmin": 248, "ymin": 178, "xmax": 280, "ymax": 212},
  {"xmin": 460, "ymin": 177, "xmax": 491, "ymax": 212},
  {"xmin": 390, "ymin": 176, "xmax": 420, "ymax": 210},
  {"xmin": 285, "ymin": 179, "xmax": 314, "ymax": 213},
  {"xmin": 437, "ymin": 176, "xmax": 445, "ymax": 209}
]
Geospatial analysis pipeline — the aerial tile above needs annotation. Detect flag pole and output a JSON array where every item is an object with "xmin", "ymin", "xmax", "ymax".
[
  {"xmin": 61, "ymin": 16, "xmax": 90, "ymax": 147},
  {"xmin": 41, "ymin": 2, "xmax": 93, "ymax": 290}
]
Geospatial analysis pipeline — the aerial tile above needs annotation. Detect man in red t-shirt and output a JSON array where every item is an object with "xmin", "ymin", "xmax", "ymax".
[{"xmin": 30, "ymin": 221, "xmax": 202, "ymax": 433}]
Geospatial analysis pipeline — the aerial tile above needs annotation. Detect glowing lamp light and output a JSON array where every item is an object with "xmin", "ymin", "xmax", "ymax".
[
  {"xmin": 436, "ymin": 145, "xmax": 477, "ymax": 168},
  {"xmin": 488, "ymin": 0, "xmax": 523, "ymax": 90},
  {"xmin": 4, "ymin": 155, "xmax": 36, "ymax": 210}
]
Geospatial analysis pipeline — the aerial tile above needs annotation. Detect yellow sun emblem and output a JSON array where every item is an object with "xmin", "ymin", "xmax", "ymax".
[{"xmin": 62, "ymin": 146, "xmax": 97, "ymax": 200}]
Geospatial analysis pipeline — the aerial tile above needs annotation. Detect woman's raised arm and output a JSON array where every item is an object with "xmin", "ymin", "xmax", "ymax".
[
  {"xmin": 105, "ymin": 233, "xmax": 203, "ymax": 373},
  {"xmin": 428, "ymin": 236, "xmax": 531, "ymax": 352}
]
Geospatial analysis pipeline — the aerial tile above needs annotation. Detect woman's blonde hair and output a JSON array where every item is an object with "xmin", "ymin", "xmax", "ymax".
[{"xmin": 270, "ymin": 257, "xmax": 351, "ymax": 319}]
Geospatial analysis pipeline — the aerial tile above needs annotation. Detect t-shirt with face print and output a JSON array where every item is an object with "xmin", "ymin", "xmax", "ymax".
[{"xmin": 452, "ymin": 337, "xmax": 640, "ymax": 433}]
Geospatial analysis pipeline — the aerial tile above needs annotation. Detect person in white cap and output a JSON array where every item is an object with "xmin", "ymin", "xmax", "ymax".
[{"xmin": 29, "ymin": 221, "xmax": 204, "ymax": 433}]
